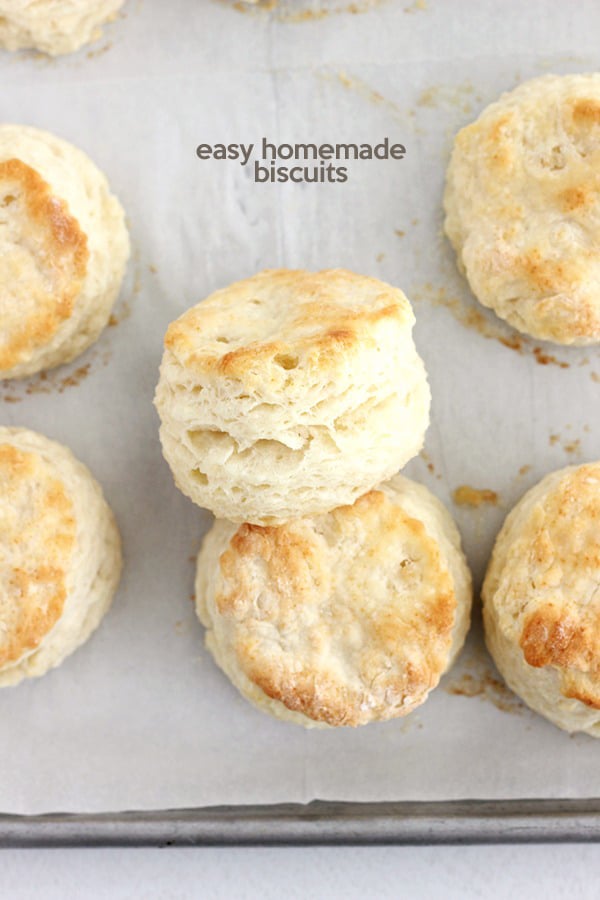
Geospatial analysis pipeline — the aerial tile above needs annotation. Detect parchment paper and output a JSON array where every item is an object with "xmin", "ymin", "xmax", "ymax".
[{"xmin": 1, "ymin": 0, "xmax": 599, "ymax": 814}]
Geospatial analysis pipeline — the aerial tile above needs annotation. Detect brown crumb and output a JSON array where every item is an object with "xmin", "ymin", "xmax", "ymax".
[
  {"xmin": 376, "ymin": 252, "xmax": 385, "ymax": 262},
  {"xmin": 549, "ymin": 431, "xmax": 584, "ymax": 457},
  {"xmin": 499, "ymin": 333, "xmax": 523, "ymax": 352},
  {"xmin": 411, "ymin": 283, "xmax": 573, "ymax": 369},
  {"xmin": 419, "ymin": 449, "xmax": 435, "ymax": 475},
  {"xmin": 453, "ymin": 485, "xmax": 499, "ymax": 508},
  {"xmin": 1, "ymin": 342, "xmax": 115, "ymax": 402},
  {"xmin": 149, "ymin": 264, "xmax": 158, "ymax": 274},
  {"xmin": 394, "ymin": 229, "xmax": 405, "ymax": 238},
  {"xmin": 445, "ymin": 671, "xmax": 524, "ymax": 715},
  {"xmin": 533, "ymin": 347, "xmax": 570, "ymax": 369},
  {"xmin": 24, "ymin": 372, "xmax": 50, "ymax": 396},
  {"xmin": 108, "ymin": 299, "xmax": 132, "ymax": 327},
  {"xmin": 591, "ymin": 372, "xmax": 600, "ymax": 383},
  {"xmin": 412, "ymin": 283, "xmax": 518, "ymax": 347},
  {"xmin": 518, "ymin": 464, "xmax": 532, "ymax": 477},
  {"xmin": 57, "ymin": 364, "xmax": 91, "ymax": 392}
]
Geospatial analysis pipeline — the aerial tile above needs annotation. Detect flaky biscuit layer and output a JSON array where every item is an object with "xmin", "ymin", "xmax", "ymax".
[{"xmin": 156, "ymin": 269, "xmax": 430, "ymax": 524}]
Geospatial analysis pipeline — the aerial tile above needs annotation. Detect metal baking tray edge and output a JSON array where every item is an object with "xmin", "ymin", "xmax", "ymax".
[{"xmin": 2, "ymin": 798, "xmax": 600, "ymax": 847}]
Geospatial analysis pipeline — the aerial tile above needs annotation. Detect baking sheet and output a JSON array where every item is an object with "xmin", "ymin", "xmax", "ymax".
[{"xmin": 1, "ymin": 0, "xmax": 599, "ymax": 815}]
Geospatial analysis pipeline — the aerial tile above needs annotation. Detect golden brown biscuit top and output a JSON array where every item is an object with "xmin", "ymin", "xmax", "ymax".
[
  {"xmin": 0, "ymin": 158, "xmax": 89, "ymax": 373},
  {"xmin": 164, "ymin": 268, "xmax": 413, "ymax": 381},
  {"xmin": 447, "ymin": 74, "xmax": 600, "ymax": 342},
  {"xmin": 0, "ymin": 442, "xmax": 76, "ymax": 668},
  {"xmin": 214, "ymin": 490, "xmax": 456, "ymax": 726},
  {"xmin": 497, "ymin": 464, "xmax": 600, "ymax": 706}
]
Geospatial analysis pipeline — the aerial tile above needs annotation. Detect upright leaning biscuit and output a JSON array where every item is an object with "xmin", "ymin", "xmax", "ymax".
[
  {"xmin": 155, "ymin": 269, "xmax": 430, "ymax": 524},
  {"xmin": 0, "ymin": 1, "xmax": 125, "ymax": 56},
  {"xmin": 0, "ymin": 125, "xmax": 130, "ymax": 379},
  {"xmin": 195, "ymin": 475, "xmax": 472, "ymax": 728},
  {"xmin": 444, "ymin": 74, "xmax": 600, "ymax": 345},
  {"xmin": 483, "ymin": 462, "xmax": 600, "ymax": 735},
  {"xmin": 0, "ymin": 427, "xmax": 122, "ymax": 686}
]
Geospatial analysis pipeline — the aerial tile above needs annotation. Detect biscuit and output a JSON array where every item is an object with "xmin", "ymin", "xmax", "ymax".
[
  {"xmin": 155, "ymin": 269, "xmax": 431, "ymax": 525},
  {"xmin": 0, "ymin": 0, "xmax": 125, "ymax": 56},
  {"xmin": 0, "ymin": 124, "xmax": 130, "ymax": 379},
  {"xmin": 195, "ymin": 475, "xmax": 472, "ymax": 728},
  {"xmin": 0, "ymin": 426, "xmax": 122, "ymax": 686},
  {"xmin": 483, "ymin": 462, "xmax": 600, "ymax": 735},
  {"xmin": 444, "ymin": 74, "xmax": 600, "ymax": 345}
]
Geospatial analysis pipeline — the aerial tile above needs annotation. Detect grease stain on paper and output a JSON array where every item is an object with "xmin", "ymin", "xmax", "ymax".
[
  {"xmin": 321, "ymin": 69, "xmax": 406, "ymax": 124},
  {"xmin": 229, "ymin": 0, "xmax": 390, "ymax": 21},
  {"xmin": 416, "ymin": 81, "xmax": 480, "ymax": 116},
  {"xmin": 411, "ymin": 282, "xmax": 579, "ymax": 371},
  {"xmin": 444, "ymin": 652, "xmax": 525, "ymax": 716},
  {"xmin": 452, "ymin": 486, "xmax": 499, "ymax": 509}
]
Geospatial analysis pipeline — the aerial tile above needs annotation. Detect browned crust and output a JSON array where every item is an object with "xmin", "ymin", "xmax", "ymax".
[
  {"xmin": 517, "ymin": 247, "xmax": 574, "ymax": 295},
  {"xmin": 560, "ymin": 185, "xmax": 593, "ymax": 212},
  {"xmin": 0, "ymin": 443, "xmax": 76, "ymax": 667},
  {"xmin": 163, "ymin": 269, "xmax": 408, "ymax": 379},
  {"xmin": 214, "ymin": 490, "xmax": 456, "ymax": 726},
  {"xmin": 569, "ymin": 97, "xmax": 600, "ymax": 128},
  {"xmin": 514, "ymin": 246, "xmax": 599, "ymax": 339},
  {"xmin": 0, "ymin": 158, "xmax": 89, "ymax": 372},
  {"xmin": 480, "ymin": 112, "xmax": 515, "ymax": 172},
  {"xmin": 520, "ymin": 605, "xmax": 590, "ymax": 670},
  {"xmin": 448, "ymin": 78, "xmax": 600, "ymax": 344},
  {"xmin": 562, "ymin": 677, "xmax": 600, "ymax": 710},
  {"xmin": 515, "ymin": 464, "xmax": 600, "ymax": 706}
]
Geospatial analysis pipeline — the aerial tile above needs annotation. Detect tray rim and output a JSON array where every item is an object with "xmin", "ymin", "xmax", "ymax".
[{"xmin": 2, "ymin": 798, "xmax": 600, "ymax": 847}]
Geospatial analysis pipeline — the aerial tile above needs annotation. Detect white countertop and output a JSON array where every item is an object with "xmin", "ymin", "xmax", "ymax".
[{"xmin": 2, "ymin": 845, "xmax": 597, "ymax": 899}]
